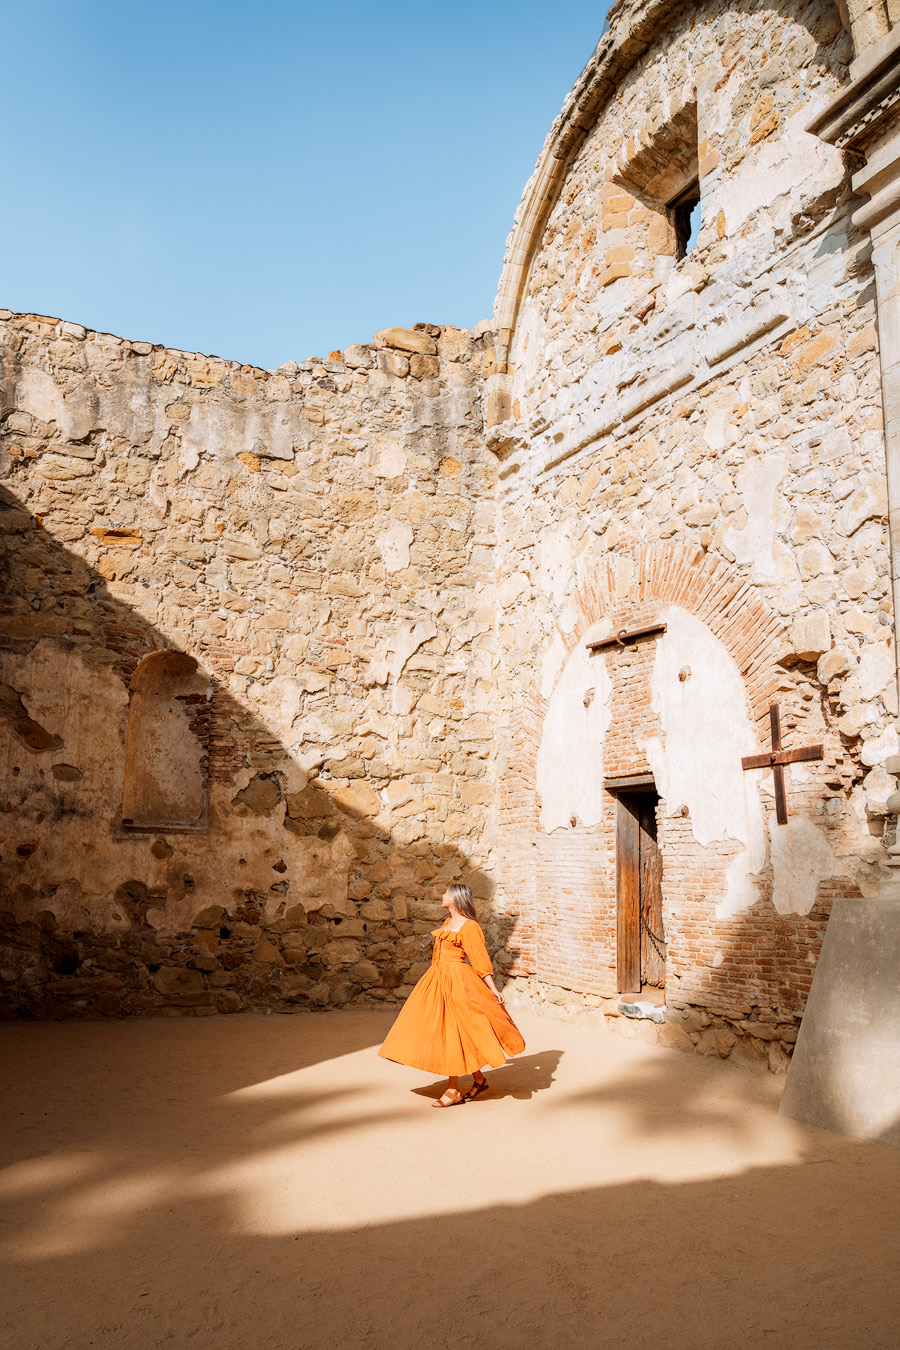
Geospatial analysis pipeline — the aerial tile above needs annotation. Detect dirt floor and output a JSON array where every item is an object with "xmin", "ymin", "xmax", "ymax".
[{"xmin": 1, "ymin": 1008, "xmax": 898, "ymax": 1350}]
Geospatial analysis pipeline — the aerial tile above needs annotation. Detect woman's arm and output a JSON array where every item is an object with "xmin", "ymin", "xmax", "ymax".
[
  {"xmin": 482, "ymin": 972, "xmax": 504, "ymax": 1005},
  {"xmin": 461, "ymin": 922, "xmax": 505, "ymax": 1003}
]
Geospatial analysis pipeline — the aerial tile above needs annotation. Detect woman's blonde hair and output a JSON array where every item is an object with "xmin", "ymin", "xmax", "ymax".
[{"xmin": 446, "ymin": 883, "xmax": 477, "ymax": 920}]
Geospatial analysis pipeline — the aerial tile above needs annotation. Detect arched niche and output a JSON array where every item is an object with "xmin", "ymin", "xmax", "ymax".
[{"xmin": 121, "ymin": 652, "xmax": 211, "ymax": 832}]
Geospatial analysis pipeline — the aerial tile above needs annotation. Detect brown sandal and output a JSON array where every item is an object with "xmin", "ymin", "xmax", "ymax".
[
  {"xmin": 465, "ymin": 1077, "xmax": 489, "ymax": 1101},
  {"xmin": 432, "ymin": 1088, "xmax": 464, "ymax": 1108}
]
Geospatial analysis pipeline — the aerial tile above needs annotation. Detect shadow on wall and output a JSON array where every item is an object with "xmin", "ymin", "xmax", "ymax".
[
  {"xmin": 0, "ymin": 486, "xmax": 517, "ymax": 1018},
  {"xmin": 0, "ymin": 1009, "xmax": 897, "ymax": 1349}
]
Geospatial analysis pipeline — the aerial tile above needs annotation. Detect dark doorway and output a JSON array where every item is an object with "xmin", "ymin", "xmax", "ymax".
[{"xmin": 612, "ymin": 784, "xmax": 665, "ymax": 995}]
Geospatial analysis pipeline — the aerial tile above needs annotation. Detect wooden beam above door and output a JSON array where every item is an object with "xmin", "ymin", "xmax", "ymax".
[{"xmin": 605, "ymin": 772, "xmax": 656, "ymax": 791}]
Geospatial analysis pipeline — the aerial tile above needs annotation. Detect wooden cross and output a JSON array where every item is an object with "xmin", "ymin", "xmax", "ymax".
[{"xmin": 741, "ymin": 703, "xmax": 823, "ymax": 826}]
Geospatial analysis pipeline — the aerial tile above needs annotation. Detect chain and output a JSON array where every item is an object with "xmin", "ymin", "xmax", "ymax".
[{"xmin": 640, "ymin": 908, "xmax": 667, "ymax": 958}]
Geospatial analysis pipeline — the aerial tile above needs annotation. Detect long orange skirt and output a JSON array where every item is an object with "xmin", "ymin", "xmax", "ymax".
[{"xmin": 379, "ymin": 923, "xmax": 525, "ymax": 1076}]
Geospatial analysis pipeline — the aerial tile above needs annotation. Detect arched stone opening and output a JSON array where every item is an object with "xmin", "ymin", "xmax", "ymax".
[
  {"xmin": 121, "ymin": 652, "xmax": 211, "ymax": 833},
  {"xmin": 499, "ymin": 544, "xmax": 859, "ymax": 1039}
]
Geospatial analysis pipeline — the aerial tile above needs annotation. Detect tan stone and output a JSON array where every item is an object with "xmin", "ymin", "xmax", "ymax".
[
  {"xmin": 322, "ymin": 939, "xmax": 363, "ymax": 967},
  {"xmin": 333, "ymin": 782, "xmax": 380, "ymax": 817},
  {"xmin": 373, "ymin": 327, "xmax": 437, "ymax": 355},
  {"xmin": 648, "ymin": 215, "xmax": 676, "ymax": 255},
  {"xmin": 599, "ymin": 263, "xmax": 632, "ymax": 286},
  {"xmin": 748, "ymin": 112, "xmax": 780, "ymax": 146},
  {"xmin": 793, "ymin": 330, "xmax": 838, "ymax": 375},
  {"xmin": 791, "ymin": 611, "xmax": 831, "ymax": 660},
  {"xmin": 410, "ymin": 354, "xmax": 440, "ymax": 380}
]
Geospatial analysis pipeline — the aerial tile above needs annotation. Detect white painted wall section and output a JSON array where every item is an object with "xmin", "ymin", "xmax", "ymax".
[
  {"xmin": 770, "ymin": 818, "xmax": 837, "ymax": 917},
  {"xmin": 645, "ymin": 608, "xmax": 768, "ymax": 918},
  {"xmin": 536, "ymin": 635, "xmax": 612, "ymax": 832}
]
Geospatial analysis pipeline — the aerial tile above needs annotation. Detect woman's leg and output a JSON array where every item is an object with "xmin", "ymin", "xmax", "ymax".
[
  {"xmin": 465, "ymin": 1069, "xmax": 489, "ymax": 1100},
  {"xmin": 433, "ymin": 1075, "xmax": 463, "ymax": 1107}
]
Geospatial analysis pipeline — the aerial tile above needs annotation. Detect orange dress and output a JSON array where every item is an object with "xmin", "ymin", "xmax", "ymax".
[{"xmin": 378, "ymin": 919, "xmax": 525, "ymax": 1076}]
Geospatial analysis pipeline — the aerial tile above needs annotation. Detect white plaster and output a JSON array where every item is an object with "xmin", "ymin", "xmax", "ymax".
[
  {"xmin": 722, "ymin": 455, "xmax": 787, "ymax": 584},
  {"xmin": 17, "ymin": 367, "xmax": 65, "ymax": 425},
  {"xmin": 364, "ymin": 619, "xmax": 437, "ymax": 696},
  {"xmin": 645, "ymin": 608, "xmax": 767, "ymax": 918},
  {"xmin": 558, "ymin": 600, "xmax": 578, "ymax": 635},
  {"xmin": 499, "ymin": 573, "xmax": 530, "ymax": 608},
  {"xmin": 378, "ymin": 519, "xmax": 413, "ymax": 573},
  {"xmin": 857, "ymin": 642, "xmax": 895, "ymax": 701},
  {"xmin": 373, "ymin": 435, "xmax": 407, "ymax": 478},
  {"xmin": 863, "ymin": 765, "xmax": 896, "ymax": 816},
  {"xmin": 540, "ymin": 631, "xmax": 568, "ymax": 702},
  {"xmin": 538, "ymin": 527, "xmax": 574, "ymax": 604},
  {"xmin": 536, "ymin": 636, "xmax": 612, "ymax": 832},
  {"xmin": 511, "ymin": 301, "xmax": 547, "ymax": 409},
  {"xmin": 716, "ymin": 106, "xmax": 844, "ymax": 237},
  {"xmin": 861, "ymin": 725, "xmax": 900, "ymax": 767},
  {"xmin": 771, "ymin": 818, "xmax": 837, "ymax": 916}
]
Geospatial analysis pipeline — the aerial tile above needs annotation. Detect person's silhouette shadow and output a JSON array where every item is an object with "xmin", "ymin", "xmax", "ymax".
[{"xmin": 413, "ymin": 1050, "xmax": 563, "ymax": 1102}]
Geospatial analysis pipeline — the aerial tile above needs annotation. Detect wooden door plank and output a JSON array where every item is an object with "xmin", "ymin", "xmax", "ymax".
[
  {"xmin": 639, "ymin": 798, "xmax": 665, "ymax": 989},
  {"xmin": 616, "ymin": 797, "xmax": 641, "ymax": 994}
]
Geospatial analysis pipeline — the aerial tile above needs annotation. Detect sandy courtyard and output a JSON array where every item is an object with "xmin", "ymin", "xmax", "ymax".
[{"xmin": 1, "ymin": 1008, "xmax": 898, "ymax": 1350}]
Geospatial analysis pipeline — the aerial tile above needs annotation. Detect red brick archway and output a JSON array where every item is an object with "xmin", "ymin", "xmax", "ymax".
[{"xmin": 496, "ymin": 542, "xmax": 791, "ymax": 980}]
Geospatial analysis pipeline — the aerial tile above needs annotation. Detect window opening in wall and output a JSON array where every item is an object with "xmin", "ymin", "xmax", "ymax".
[
  {"xmin": 610, "ymin": 97, "xmax": 701, "ymax": 270},
  {"xmin": 121, "ymin": 652, "xmax": 211, "ymax": 833},
  {"xmin": 671, "ymin": 184, "xmax": 701, "ymax": 260}
]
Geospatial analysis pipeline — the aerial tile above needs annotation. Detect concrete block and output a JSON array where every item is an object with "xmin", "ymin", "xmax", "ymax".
[{"xmin": 779, "ymin": 898, "xmax": 900, "ymax": 1146}]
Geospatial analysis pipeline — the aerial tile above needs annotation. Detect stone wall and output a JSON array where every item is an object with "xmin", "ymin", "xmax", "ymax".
[
  {"xmin": 1, "ymin": 0, "xmax": 896, "ymax": 1074},
  {"xmin": 0, "ymin": 313, "xmax": 498, "ymax": 1017},
  {"xmin": 486, "ymin": 0, "xmax": 894, "ymax": 1064}
]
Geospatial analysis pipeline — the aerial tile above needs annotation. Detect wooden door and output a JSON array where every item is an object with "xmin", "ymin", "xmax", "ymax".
[
  {"xmin": 616, "ymin": 796, "xmax": 641, "ymax": 994},
  {"xmin": 638, "ymin": 796, "xmax": 665, "ymax": 988},
  {"xmin": 616, "ymin": 790, "xmax": 664, "ymax": 994}
]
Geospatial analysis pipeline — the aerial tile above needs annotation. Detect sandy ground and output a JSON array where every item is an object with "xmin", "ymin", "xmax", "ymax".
[{"xmin": 1, "ymin": 1009, "xmax": 898, "ymax": 1350}]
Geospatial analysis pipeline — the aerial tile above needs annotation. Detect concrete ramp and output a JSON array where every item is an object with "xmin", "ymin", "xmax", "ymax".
[{"xmin": 780, "ymin": 897, "xmax": 900, "ymax": 1146}]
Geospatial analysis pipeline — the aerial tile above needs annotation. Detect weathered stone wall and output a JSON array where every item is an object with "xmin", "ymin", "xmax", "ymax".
[
  {"xmin": 2, "ymin": 0, "xmax": 896, "ymax": 1075},
  {"xmin": 0, "ymin": 313, "xmax": 497, "ymax": 1017},
  {"xmin": 487, "ymin": 0, "xmax": 895, "ymax": 1066}
]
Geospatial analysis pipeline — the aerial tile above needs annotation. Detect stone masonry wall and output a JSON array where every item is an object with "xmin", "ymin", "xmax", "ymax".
[
  {"xmin": 487, "ymin": 0, "xmax": 894, "ymax": 1068},
  {"xmin": 0, "ymin": 313, "xmax": 498, "ymax": 1017}
]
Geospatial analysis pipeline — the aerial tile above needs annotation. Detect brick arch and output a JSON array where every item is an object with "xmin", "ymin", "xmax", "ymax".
[
  {"xmin": 498, "ymin": 542, "xmax": 789, "ymax": 841},
  {"xmin": 496, "ymin": 543, "xmax": 792, "ymax": 979},
  {"xmin": 555, "ymin": 542, "xmax": 789, "ymax": 728}
]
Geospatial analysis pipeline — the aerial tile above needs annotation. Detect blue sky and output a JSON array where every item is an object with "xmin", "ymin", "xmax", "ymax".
[{"xmin": 1, "ymin": 2, "xmax": 610, "ymax": 368}]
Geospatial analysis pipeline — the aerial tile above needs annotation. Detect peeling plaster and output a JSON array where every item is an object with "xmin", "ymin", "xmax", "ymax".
[
  {"xmin": 722, "ymin": 455, "xmax": 787, "ymax": 584},
  {"xmin": 770, "ymin": 818, "xmax": 837, "ymax": 916},
  {"xmin": 536, "ymin": 634, "xmax": 612, "ymax": 832},
  {"xmin": 646, "ymin": 608, "xmax": 767, "ymax": 918}
]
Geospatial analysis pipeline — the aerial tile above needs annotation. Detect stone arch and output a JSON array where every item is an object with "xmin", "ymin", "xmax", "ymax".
[
  {"xmin": 121, "ymin": 652, "xmax": 211, "ymax": 832},
  {"xmin": 502, "ymin": 541, "xmax": 791, "ymax": 839},
  {"xmin": 497, "ymin": 542, "xmax": 792, "ymax": 974},
  {"xmin": 554, "ymin": 542, "xmax": 789, "ymax": 729},
  {"xmin": 486, "ymin": 0, "xmax": 854, "ymax": 424}
]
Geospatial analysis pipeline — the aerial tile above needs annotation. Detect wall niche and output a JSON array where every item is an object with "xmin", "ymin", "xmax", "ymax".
[{"xmin": 121, "ymin": 652, "xmax": 211, "ymax": 832}]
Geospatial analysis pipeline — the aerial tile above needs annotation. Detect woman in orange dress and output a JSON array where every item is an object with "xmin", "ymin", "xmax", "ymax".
[{"xmin": 378, "ymin": 883, "xmax": 526, "ymax": 1107}]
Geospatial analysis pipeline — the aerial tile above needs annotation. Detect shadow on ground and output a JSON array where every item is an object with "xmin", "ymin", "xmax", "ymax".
[{"xmin": 1, "ymin": 1010, "xmax": 898, "ymax": 1350}]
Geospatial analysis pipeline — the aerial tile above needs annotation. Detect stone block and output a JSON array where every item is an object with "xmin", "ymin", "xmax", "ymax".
[
  {"xmin": 252, "ymin": 938, "xmax": 282, "ymax": 964},
  {"xmin": 791, "ymin": 611, "xmax": 831, "ymax": 660},
  {"xmin": 333, "ymin": 782, "xmax": 379, "ymax": 817},
  {"xmin": 780, "ymin": 897, "xmax": 900, "ymax": 1145},
  {"xmin": 373, "ymin": 327, "xmax": 437, "ymax": 355},
  {"xmin": 599, "ymin": 263, "xmax": 632, "ymax": 287},
  {"xmin": 152, "ymin": 966, "xmax": 205, "ymax": 995},
  {"xmin": 321, "ymin": 939, "xmax": 362, "ymax": 968},
  {"xmin": 410, "ymin": 354, "xmax": 440, "ymax": 380}
]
